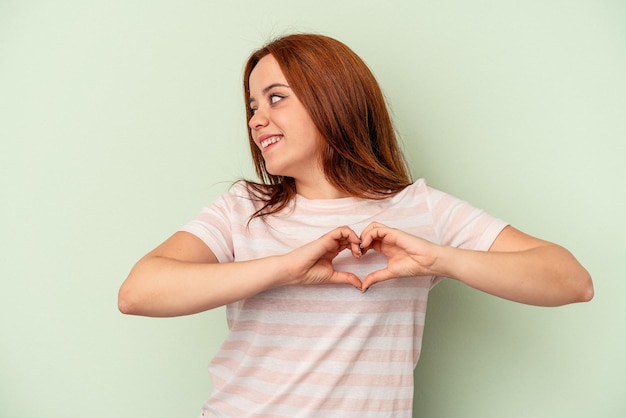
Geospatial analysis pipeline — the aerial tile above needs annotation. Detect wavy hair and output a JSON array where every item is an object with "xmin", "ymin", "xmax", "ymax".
[{"xmin": 243, "ymin": 33, "xmax": 412, "ymax": 219}]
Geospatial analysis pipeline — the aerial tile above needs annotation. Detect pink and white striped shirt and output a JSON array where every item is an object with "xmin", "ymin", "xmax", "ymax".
[{"xmin": 181, "ymin": 179, "xmax": 507, "ymax": 417}]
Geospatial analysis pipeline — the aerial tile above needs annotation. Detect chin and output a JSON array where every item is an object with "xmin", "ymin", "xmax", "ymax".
[{"xmin": 264, "ymin": 163, "xmax": 290, "ymax": 178}]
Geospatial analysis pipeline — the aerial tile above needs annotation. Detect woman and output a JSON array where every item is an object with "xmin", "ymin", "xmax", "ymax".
[{"xmin": 118, "ymin": 33, "xmax": 593, "ymax": 417}]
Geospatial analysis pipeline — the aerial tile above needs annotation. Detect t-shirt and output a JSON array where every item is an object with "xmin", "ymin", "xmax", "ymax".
[{"xmin": 181, "ymin": 179, "xmax": 508, "ymax": 418}]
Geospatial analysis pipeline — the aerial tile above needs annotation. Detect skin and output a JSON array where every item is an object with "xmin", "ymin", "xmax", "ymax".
[
  {"xmin": 359, "ymin": 222, "xmax": 593, "ymax": 306},
  {"xmin": 248, "ymin": 55, "xmax": 344, "ymax": 199},
  {"xmin": 118, "ymin": 55, "xmax": 593, "ymax": 317}
]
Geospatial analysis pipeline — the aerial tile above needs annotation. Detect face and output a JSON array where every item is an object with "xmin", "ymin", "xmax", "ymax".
[{"xmin": 248, "ymin": 54, "xmax": 324, "ymax": 183}]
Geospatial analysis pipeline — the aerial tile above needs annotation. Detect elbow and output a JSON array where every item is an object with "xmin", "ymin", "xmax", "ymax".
[
  {"xmin": 577, "ymin": 272, "xmax": 594, "ymax": 303},
  {"xmin": 118, "ymin": 260, "xmax": 154, "ymax": 316},
  {"xmin": 566, "ymin": 267, "xmax": 594, "ymax": 304},
  {"xmin": 118, "ymin": 286, "xmax": 138, "ymax": 315},
  {"xmin": 118, "ymin": 277, "xmax": 146, "ymax": 315},
  {"xmin": 560, "ymin": 251, "xmax": 594, "ymax": 304}
]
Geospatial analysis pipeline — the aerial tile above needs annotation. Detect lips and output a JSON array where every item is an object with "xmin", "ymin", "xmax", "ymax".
[{"xmin": 259, "ymin": 135, "xmax": 283, "ymax": 149}]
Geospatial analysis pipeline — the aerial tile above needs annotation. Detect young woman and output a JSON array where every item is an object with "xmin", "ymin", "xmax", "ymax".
[{"xmin": 118, "ymin": 33, "xmax": 593, "ymax": 417}]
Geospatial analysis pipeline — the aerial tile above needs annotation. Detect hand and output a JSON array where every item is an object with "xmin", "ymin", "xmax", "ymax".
[
  {"xmin": 283, "ymin": 226, "xmax": 363, "ymax": 289},
  {"xmin": 359, "ymin": 222, "xmax": 440, "ymax": 291}
]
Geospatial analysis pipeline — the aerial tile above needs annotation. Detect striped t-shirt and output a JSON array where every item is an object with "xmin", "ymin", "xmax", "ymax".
[{"xmin": 181, "ymin": 179, "xmax": 507, "ymax": 418}]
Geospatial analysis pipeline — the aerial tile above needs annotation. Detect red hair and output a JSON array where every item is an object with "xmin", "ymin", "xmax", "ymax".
[{"xmin": 243, "ymin": 33, "xmax": 412, "ymax": 219}]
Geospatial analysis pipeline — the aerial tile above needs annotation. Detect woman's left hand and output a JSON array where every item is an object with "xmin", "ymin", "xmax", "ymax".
[
  {"xmin": 359, "ymin": 222, "xmax": 593, "ymax": 306},
  {"xmin": 359, "ymin": 222, "xmax": 441, "ymax": 291}
]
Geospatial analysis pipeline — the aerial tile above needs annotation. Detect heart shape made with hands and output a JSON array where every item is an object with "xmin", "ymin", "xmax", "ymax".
[{"xmin": 308, "ymin": 222, "xmax": 437, "ymax": 292}]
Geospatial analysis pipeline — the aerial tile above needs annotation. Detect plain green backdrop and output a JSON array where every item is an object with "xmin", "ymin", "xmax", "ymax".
[{"xmin": 1, "ymin": 1, "xmax": 624, "ymax": 417}]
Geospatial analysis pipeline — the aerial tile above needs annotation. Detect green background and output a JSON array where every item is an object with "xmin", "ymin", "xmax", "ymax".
[{"xmin": 2, "ymin": 1, "xmax": 624, "ymax": 417}]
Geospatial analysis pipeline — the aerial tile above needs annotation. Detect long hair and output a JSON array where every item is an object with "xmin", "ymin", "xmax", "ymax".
[{"xmin": 243, "ymin": 33, "xmax": 412, "ymax": 219}]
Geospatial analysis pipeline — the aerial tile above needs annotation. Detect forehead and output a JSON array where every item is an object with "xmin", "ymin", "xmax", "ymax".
[{"xmin": 249, "ymin": 55, "xmax": 288, "ymax": 92}]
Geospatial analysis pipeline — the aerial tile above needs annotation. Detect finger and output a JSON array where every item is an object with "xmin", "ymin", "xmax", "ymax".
[
  {"xmin": 329, "ymin": 271, "xmax": 363, "ymax": 290},
  {"xmin": 317, "ymin": 226, "xmax": 355, "ymax": 253},
  {"xmin": 361, "ymin": 269, "xmax": 394, "ymax": 292},
  {"xmin": 329, "ymin": 226, "xmax": 362, "ymax": 257},
  {"xmin": 328, "ymin": 225, "xmax": 359, "ymax": 243},
  {"xmin": 360, "ymin": 223, "xmax": 391, "ymax": 249},
  {"xmin": 360, "ymin": 221, "xmax": 385, "ymax": 237}
]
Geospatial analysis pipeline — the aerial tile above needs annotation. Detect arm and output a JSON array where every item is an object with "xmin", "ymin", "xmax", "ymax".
[
  {"xmin": 359, "ymin": 223, "xmax": 593, "ymax": 306},
  {"xmin": 118, "ymin": 227, "xmax": 363, "ymax": 317}
]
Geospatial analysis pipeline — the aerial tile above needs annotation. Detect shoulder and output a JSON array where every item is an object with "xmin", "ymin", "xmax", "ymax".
[
  {"xmin": 227, "ymin": 180, "xmax": 256, "ymax": 198},
  {"xmin": 218, "ymin": 181, "xmax": 266, "ymax": 206},
  {"xmin": 395, "ymin": 178, "xmax": 468, "ymax": 209},
  {"xmin": 187, "ymin": 181, "xmax": 263, "ymax": 222},
  {"xmin": 389, "ymin": 178, "xmax": 432, "ymax": 203}
]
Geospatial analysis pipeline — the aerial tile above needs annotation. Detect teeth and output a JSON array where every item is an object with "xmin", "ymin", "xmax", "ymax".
[{"xmin": 261, "ymin": 136, "xmax": 282, "ymax": 149}]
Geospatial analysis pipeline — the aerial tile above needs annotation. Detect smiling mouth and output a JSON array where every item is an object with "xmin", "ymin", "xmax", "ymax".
[{"xmin": 260, "ymin": 136, "xmax": 282, "ymax": 149}]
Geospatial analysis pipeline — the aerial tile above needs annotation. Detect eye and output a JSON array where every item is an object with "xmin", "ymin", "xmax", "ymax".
[
  {"xmin": 270, "ymin": 93, "xmax": 285, "ymax": 104},
  {"xmin": 249, "ymin": 93, "xmax": 285, "ymax": 116}
]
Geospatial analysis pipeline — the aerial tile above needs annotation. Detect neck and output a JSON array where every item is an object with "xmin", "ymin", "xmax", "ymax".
[{"xmin": 295, "ymin": 178, "xmax": 347, "ymax": 200}]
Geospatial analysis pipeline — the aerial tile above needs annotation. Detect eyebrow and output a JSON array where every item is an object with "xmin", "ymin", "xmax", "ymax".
[{"xmin": 249, "ymin": 83, "xmax": 291, "ymax": 104}]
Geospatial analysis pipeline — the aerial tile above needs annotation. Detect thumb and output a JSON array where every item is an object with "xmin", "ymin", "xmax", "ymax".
[
  {"xmin": 330, "ymin": 270, "xmax": 364, "ymax": 291},
  {"xmin": 361, "ymin": 269, "xmax": 393, "ymax": 292}
]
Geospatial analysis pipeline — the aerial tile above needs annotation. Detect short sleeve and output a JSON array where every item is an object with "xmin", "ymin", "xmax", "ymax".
[
  {"xmin": 178, "ymin": 193, "xmax": 236, "ymax": 263},
  {"xmin": 423, "ymin": 182, "xmax": 508, "ymax": 251}
]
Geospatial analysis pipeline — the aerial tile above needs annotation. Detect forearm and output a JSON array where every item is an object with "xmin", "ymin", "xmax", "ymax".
[
  {"xmin": 435, "ymin": 244, "xmax": 593, "ymax": 306},
  {"xmin": 118, "ymin": 255, "xmax": 288, "ymax": 317},
  {"xmin": 119, "ymin": 226, "xmax": 364, "ymax": 317}
]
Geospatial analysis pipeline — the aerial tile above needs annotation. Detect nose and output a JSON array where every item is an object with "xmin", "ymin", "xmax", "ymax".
[{"xmin": 248, "ymin": 108, "xmax": 269, "ymax": 131}]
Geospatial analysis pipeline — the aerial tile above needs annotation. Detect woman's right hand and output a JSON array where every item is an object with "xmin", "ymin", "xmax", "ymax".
[
  {"xmin": 281, "ymin": 225, "xmax": 363, "ymax": 289},
  {"xmin": 119, "ymin": 226, "xmax": 364, "ymax": 317}
]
